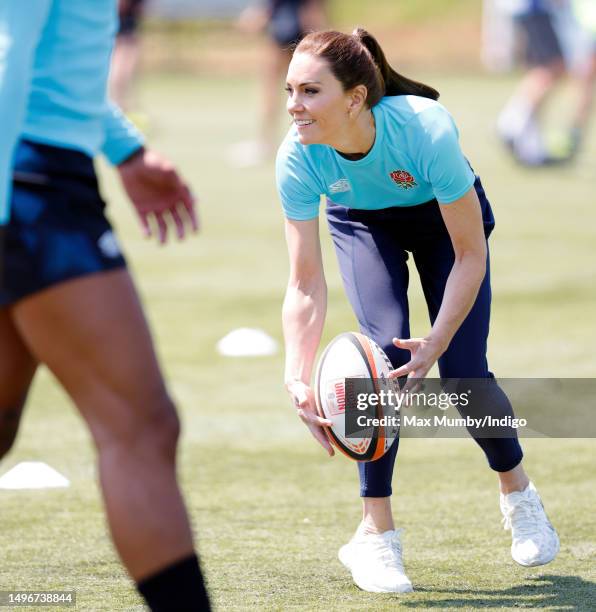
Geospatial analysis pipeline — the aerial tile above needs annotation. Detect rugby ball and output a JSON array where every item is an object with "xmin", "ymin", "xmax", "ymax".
[{"xmin": 314, "ymin": 332, "xmax": 399, "ymax": 461}]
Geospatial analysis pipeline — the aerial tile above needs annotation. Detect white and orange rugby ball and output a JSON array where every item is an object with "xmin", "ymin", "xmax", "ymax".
[{"xmin": 314, "ymin": 332, "xmax": 399, "ymax": 462}]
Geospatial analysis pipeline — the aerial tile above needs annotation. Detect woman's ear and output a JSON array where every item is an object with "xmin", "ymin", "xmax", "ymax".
[{"xmin": 347, "ymin": 84, "xmax": 368, "ymax": 116}]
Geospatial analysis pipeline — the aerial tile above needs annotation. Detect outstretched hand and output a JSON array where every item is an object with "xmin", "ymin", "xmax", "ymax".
[
  {"xmin": 286, "ymin": 379, "xmax": 334, "ymax": 456},
  {"xmin": 387, "ymin": 336, "xmax": 445, "ymax": 390},
  {"xmin": 118, "ymin": 148, "xmax": 198, "ymax": 244}
]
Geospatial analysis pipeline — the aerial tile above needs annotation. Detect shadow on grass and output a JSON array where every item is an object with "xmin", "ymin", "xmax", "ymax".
[{"xmin": 401, "ymin": 575, "xmax": 595, "ymax": 609}]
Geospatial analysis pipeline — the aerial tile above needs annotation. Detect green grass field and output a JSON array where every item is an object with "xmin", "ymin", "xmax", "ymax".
[{"xmin": 1, "ymin": 72, "xmax": 595, "ymax": 611}]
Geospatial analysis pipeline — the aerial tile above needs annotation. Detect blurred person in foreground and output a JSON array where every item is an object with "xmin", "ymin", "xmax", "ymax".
[
  {"xmin": 228, "ymin": 0, "xmax": 326, "ymax": 167},
  {"xmin": 278, "ymin": 28, "xmax": 560, "ymax": 593},
  {"xmin": 0, "ymin": 2, "xmax": 209, "ymax": 610},
  {"xmin": 497, "ymin": 0, "xmax": 595, "ymax": 165}
]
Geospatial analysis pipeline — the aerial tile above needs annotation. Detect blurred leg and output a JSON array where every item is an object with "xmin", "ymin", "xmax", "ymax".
[
  {"xmin": 515, "ymin": 60, "xmax": 566, "ymax": 113},
  {"xmin": 260, "ymin": 41, "xmax": 292, "ymax": 153},
  {"xmin": 299, "ymin": 0, "xmax": 327, "ymax": 32},
  {"xmin": 572, "ymin": 51, "xmax": 596, "ymax": 131},
  {"xmin": 498, "ymin": 10, "xmax": 567, "ymax": 162},
  {"xmin": 514, "ymin": 10, "xmax": 567, "ymax": 115},
  {"xmin": 0, "ymin": 308, "xmax": 37, "ymax": 458},
  {"xmin": 497, "ymin": 62, "xmax": 566, "ymax": 145},
  {"xmin": 12, "ymin": 269, "xmax": 195, "ymax": 580}
]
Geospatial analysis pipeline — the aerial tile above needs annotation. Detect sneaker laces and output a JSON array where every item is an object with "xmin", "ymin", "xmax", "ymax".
[
  {"xmin": 375, "ymin": 530, "xmax": 406, "ymax": 572},
  {"xmin": 502, "ymin": 497, "xmax": 543, "ymax": 538}
]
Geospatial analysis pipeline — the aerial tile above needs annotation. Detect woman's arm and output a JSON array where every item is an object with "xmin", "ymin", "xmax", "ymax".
[
  {"xmin": 283, "ymin": 217, "xmax": 327, "ymax": 384},
  {"xmin": 391, "ymin": 186, "xmax": 487, "ymax": 381},
  {"xmin": 282, "ymin": 216, "xmax": 334, "ymax": 454},
  {"xmin": 430, "ymin": 186, "xmax": 487, "ymax": 350}
]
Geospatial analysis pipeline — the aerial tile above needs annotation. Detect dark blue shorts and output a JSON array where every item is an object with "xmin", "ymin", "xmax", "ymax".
[
  {"xmin": 517, "ymin": 11, "xmax": 563, "ymax": 66},
  {"xmin": 0, "ymin": 140, "xmax": 127, "ymax": 307},
  {"xmin": 268, "ymin": 0, "xmax": 305, "ymax": 47},
  {"xmin": 118, "ymin": 0, "xmax": 145, "ymax": 37}
]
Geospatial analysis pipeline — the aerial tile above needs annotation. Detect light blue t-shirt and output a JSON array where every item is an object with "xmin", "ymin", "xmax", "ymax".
[
  {"xmin": 0, "ymin": 0, "xmax": 144, "ymax": 223},
  {"xmin": 276, "ymin": 95, "xmax": 475, "ymax": 221}
]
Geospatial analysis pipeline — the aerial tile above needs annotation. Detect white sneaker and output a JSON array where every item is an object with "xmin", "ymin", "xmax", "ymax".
[
  {"xmin": 500, "ymin": 482, "xmax": 560, "ymax": 567},
  {"xmin": 338, "ymin": 528, "xmax": 413, "ymax": 593}
]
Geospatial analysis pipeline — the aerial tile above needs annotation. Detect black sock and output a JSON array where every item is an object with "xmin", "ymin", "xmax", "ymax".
[{"xmin": 137, "ymin": 553, "xmax": 210, "ymax": 612}]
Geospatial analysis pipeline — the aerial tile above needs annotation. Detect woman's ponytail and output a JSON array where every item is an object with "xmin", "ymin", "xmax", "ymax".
[
  {"xmin": 353, "ymin": 28, "xmax": 440, "ymax": 101},
  {"xmin": 296, "ymin": 29, "xmax": 440, "ymax": 107}
]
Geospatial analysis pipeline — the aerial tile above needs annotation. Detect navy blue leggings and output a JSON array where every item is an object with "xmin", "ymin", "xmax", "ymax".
[{"xmin": 326, "ymin": 177, "xmax": 523, "ymax": 497}]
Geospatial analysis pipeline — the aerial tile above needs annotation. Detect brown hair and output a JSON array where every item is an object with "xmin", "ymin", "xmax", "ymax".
[{"xmin": 295, "ymin": 28, "xmax": 439, "ymax": 107}]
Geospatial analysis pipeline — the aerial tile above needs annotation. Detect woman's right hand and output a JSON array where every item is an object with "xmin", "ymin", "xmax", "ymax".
[
  {"xmin": 118, "ymin": 147, "xmax": 198, "ymax": 244},
  {"xmin": 286, "ymin": 380, "xmax": 335, "ymax": 456}
]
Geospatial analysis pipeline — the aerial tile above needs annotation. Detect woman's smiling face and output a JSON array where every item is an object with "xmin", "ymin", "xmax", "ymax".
[{"xmin": 285, "ymin": 52, "xmax": 354, "ymax": 146}]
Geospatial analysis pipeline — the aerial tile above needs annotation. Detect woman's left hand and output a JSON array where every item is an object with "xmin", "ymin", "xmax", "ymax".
[{"xmin": 387, "ymin": 336, "xmax": 446, "ymax": 389}]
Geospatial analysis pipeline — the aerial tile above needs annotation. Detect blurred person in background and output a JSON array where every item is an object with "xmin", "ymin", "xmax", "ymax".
[
  {"xmin": 567, "ymin": 0, "xmax": 596, "ymax": 155},
  {"xmin": 482, "ymin": 0, "xmax": 517, "ymax": 72},
  {"xmin": 496, "ymin": 0, "xmax": 595, "ymax": 165},
  {"xmin": 109, "ymin": 0, "xmax": 148, "ymax": 126},
  {"xmin": 0, "ymin": 2, "xmax": 209, "ymax": 610},
  {"xmin": 228, "ymin": 0, "xmax": 327, "ymax": 167}
]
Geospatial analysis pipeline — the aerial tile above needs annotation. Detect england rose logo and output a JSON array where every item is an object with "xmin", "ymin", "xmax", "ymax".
[{"xmin": 390, "ymin": 170, "xmax": 418, "ymax": 190}]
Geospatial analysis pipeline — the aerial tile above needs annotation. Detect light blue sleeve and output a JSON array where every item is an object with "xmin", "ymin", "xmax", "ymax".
[
  {"xmin": 0, "ymin": 0, "xmax": 52, "ymax": 224},
  {"xmin": 275, "ymin": 139, "xmax": 323, "ymax": 221},
  {"xmin": 101, "ymin": 101, "xmax": 145, "ymax": 165},
  {"xmin": 410, "ymin": 105, "xmax": 475, "ymax": 204}
]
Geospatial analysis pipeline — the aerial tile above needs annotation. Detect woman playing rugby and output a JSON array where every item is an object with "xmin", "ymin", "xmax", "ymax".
[{"xmin": 278, "ymin": 28, "xmax": 559, "ymax": 593}]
